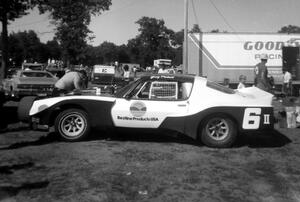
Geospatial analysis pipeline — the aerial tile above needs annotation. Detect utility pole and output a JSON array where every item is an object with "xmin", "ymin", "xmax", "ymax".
[{"xmin": 183, "ymin": 0, "xmax": 189, "ymax": 74}]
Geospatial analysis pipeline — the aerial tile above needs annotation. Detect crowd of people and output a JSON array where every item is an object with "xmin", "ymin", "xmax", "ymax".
[
  {"xmin": 232, "ymin": 53, "xmax": 293, "ymax": 97},
  {"xmin": 50, "ymin": 55, "xmax": 296, "ymax": 96}
]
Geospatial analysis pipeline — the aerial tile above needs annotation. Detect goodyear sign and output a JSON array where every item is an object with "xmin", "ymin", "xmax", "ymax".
[{"xmin": 188, "ymin": 33, "xmax": 300, "ymax": 83}]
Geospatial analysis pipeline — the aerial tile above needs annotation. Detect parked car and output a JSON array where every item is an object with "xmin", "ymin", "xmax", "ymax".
[
  {"xmin": 18, "ymin": 74, "xmax": 274, "ymax": 148},
  {"xmin": 2, "ymin": 70, "xmax": 58, "ymax": 100},
  {"xmin": 45, "ymin": 67, "xmax": 65, "ymax": 79}
]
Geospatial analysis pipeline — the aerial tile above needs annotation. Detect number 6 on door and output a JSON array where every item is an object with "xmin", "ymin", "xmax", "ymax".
[{"xmin": 242, "ymin": 108, "xmax": 261, "ymax": 129}]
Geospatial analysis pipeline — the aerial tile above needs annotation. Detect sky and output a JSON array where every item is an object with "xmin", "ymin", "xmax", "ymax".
[{"xmin": 4, "ymin": 0, "xmax": 300, "ymax": 46}]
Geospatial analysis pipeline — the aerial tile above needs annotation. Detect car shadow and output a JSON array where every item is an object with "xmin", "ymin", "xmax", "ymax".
[
  {"xmin": 235, "ymin": 129, "xmax": 292, "ymax": 148},
  {"xmin": 89, "ymin": 128, "xmax": 201, "ymax": 146},
  {"xmin": 90, "ymin": 128, "xmax": 292, "ymax": 149},
  {"xmin": 0, "ymin": 128, "xmax": 292, "ymax": 150},
  {"xmin": 0, "ymin": 180, "xmax": 49, "ymax": 199},
  {"xmin": 0, "ymin": 132, "xmax": 58, "ymax": 150},
  {"xmin": 0, "ymin": 162, "xmax": 35, "ymax": 174},
  {"xmin": 1, "ymin": 105, "xmax": 19, "ymax": 125}
]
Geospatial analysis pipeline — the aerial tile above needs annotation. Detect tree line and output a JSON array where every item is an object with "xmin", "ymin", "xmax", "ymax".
[
  {"xmin": 0, "ymin": 16, "xmax": 201, "ymax": 69},
  {"xmin": 1, "ymin": 1, "xmax": 300, "ymax": 79}
]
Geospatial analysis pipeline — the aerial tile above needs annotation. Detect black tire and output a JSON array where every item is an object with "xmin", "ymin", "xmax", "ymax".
[
  {"xmin": 200, "ymin": 114, "xmax": 237, "ymax": 148},
  {"xmin": 55, "ymin": 108, "xmax": 90, "ymax": 141},
  {"xmin": 18, "ymin": 96, "xmax": 37, "ymax": 122}
]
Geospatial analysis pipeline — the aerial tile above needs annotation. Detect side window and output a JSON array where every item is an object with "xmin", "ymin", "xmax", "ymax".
[
  {"xmin": 178, "ymin": 82, "xmax": 193, "ymax": 99},
  {"xmin": 149, "ymin": 81, "xmax": 178, "ymax": 100},
  {"xmin": 129, "ymin": 82, "xmax": 145, "ymax": 98},
  {"xmin": 136, "ymin": 82, "xmax": 151, "ymax": 99}
]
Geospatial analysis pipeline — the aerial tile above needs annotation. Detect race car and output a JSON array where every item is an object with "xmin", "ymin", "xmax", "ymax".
[{"xmin": 18, "ymin": 74, "xmax": 274, "ymax": 148}]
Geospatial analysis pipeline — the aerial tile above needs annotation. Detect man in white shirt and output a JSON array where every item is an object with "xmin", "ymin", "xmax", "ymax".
[
  {"xmin": 283, "ymin": 70, "xmax": 292, "ymax": 96},
  {"xmin": 52, "ymin": 70, "xmax": 87, "ymax": 96},
  {"xmin": 158, "ymin": 64, "xmax": 169, "ymax": 74},
  {"xmin": 123, "ymin": 65, "xmax": 130, "ymax": 80}
]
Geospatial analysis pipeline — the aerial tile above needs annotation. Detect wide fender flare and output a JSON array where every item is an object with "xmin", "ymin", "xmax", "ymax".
[
  {"xmin": 184, "ymin": 107, "xmax": 244, "ymax": 139},
  {"xmin": 32, "ymin": 99, "xmax": 115, "ymax": 127}
]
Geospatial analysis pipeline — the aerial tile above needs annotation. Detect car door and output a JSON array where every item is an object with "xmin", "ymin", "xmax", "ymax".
[{"xmin": 111, "ymin": 79, "xmax": 192, "ymax": 129}]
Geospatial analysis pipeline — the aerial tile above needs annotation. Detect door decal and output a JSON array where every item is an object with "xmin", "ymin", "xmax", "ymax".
[{"xmin": 130, "ymin": 101, "xmax": 147, "ymax": 117}]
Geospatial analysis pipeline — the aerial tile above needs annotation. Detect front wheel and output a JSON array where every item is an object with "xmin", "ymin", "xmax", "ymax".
[
  {"xmin": 55, "ymin": 109, "xmax": 90, "ymax": 141},
  {"xmin": 200, "ymin": 115, "xmax": 237, "ymax": 148}
]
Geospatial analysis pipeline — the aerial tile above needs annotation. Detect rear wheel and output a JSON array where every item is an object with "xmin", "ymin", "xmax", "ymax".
[
  {"xmin": 55, "ymin": 109, "xmax": 90, "ymax": 141},
  {"xmin": 200, "ymin": 115, "xmax": 237, "ymax": 148}
]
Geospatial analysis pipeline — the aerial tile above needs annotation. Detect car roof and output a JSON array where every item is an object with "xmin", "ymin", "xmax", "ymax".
[
  {"xmin": 138, "ymin": 73, "xmax": 205, "ymax": 83},
  {"xmin": 19, "ymin": 69, "xmax": 49, "ymax": 73},
  {"xmin": 23, "ymin": 63, "xmax": 44, "ymax": 66}
]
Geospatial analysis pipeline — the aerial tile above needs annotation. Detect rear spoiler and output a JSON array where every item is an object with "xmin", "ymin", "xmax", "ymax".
[{"xmin": 236, "ymin": 87, "xmax": 274, "ymax": 106}]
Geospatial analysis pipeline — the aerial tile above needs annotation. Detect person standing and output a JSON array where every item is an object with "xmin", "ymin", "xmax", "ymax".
[
  {"xmin": 0, "ymin": 90, "xmax": 8, "ymax": 131},
  {"xmin": 123, "ymin": 65, "xmax": 130, "ymax": 80},
  {"xmin": 237, "ymin": 75, "xmax": 247, "ymax": 89},
  {"xmin": 114, "ymin": 61, "xmax": 123, "ymax": 78},
  {"xmin": 158, "ymin": 64, "xmax": 169, "ymax": 74},
  {"xmin": 283, "ymin": 70, "xmax": 292, "ymax": 96},
  {"xmin": 254, "ymin": 53, "xmax": 271, "ymax": 92}
]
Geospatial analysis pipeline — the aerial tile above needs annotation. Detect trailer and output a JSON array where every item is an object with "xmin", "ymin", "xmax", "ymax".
[
  {"xmin": 153, "ymin": 59, "xmax": 172, "ymax": 68},
  {"xmin": 187, "ymin": 33, "xmax": 300, "ymax": 95}
]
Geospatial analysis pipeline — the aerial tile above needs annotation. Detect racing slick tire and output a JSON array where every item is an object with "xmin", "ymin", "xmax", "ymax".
[
  {"xmin": 200, "ymin": 114, "xmax": 237, "ymax": 148},
  {"xmin": 55, "ymin": 108, "xmax": 91, "ymax": 142},
  {"xmin": 18, "ymin": 96, "xmax": 37, "ymax": 122}
]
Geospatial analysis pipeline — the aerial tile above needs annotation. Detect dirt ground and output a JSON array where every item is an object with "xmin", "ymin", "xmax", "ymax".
[{"xmin": 0, "ymin": 101, "xmax": 300, "ymax": 202}]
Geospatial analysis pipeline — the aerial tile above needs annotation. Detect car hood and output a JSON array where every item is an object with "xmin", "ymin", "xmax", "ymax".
[
  {"xmin": 17, "ymin": 77, "xmax": 57, "ymax": 85},
  {"xmin": 29, "ymin": 95, "xmax": 116, "ymax": 116}
]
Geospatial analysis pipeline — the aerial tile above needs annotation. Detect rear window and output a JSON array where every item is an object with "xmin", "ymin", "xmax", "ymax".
[
  {"xmin": 150, "ymin": 81, "xmax": 178, "ymax": 99},
  {"xmin": 206, "ymin": 81, "xmax": 235, "ymax": 94},
  {"xmin": 21, "ymin": 72, "xmax": 53, "ymax": 78}
]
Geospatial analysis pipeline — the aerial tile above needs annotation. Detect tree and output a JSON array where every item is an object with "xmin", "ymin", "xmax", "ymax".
[
  {"xmin": 37, "ymin": 0, "xmax": 112, "ymax": 66},
  {"xmin": 211, "ymin": 29, "xmax": 220, "ymax": 33},
  {"xmin": 45, "ymin": 40, "xmax": 62, "ymax": 61},
  {"xmin": 190, "ymin": 24, "xmax": 201, "ymax": 33},
  {"xmin": 278, "ymin": 25, "xmax": 300, "ymax": 33},
  {"xmin": 98, "ymin": 41, "xmax": 118, "ymax": 64},
  {"xmin": 117, "ymin": 45, "xmax": 131, "ymax": 63},
  {"xmin": 171, "ymin": 29, "xmax": 184, "ymax": 65},
  {"xmin": 7, "ymin": 30, "xmax": 48, "ymax": 66},
  {"xmin": 128, "ymin": 16, "xmax": 177, "ymax": 67},
  {"xmin": 0, "ymin": 0, "xmax": 33, "ymax": 79}
]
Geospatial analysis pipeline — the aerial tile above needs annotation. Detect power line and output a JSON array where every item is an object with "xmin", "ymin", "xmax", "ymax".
[
  {"xmin": 207, "ymin": 0, "xmax": 237, "ymax": 33},
  {"xmin": 191, "ymin": 0, "xmax": 201, "ymax": 30},
  {"xmin": 100, "ymin": 0, "xmax": 140, "ymax": 17}
]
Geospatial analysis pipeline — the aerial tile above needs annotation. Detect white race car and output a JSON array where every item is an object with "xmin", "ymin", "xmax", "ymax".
[{"xmin": 18, "ymin": 74, "xmax": 274, "ymax": 148}]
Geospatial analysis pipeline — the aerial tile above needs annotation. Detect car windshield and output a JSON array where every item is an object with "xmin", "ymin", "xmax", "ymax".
[
  {"xmin": 23, "ymin": 64, "xmax": 44, "ymax": 70},
  {"xmin": 114, "ymin": 79, "xmax": 141, "ymax": 97},
  {"xmin": 21, "ymin": 72, "xmax": 53, "ymax": 78},
  {"xmin": 206, "ymin": 81, "xmax": 235, "ymax": 94}
]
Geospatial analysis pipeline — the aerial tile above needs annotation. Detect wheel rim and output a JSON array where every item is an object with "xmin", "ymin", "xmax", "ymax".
[
  {"xmin": 205, "ymin": 118, "xmax": 229, "ymax": 141},
  {"xmin": 60, "ymin": 113, "xmax": 86, "ymax": 138}
]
